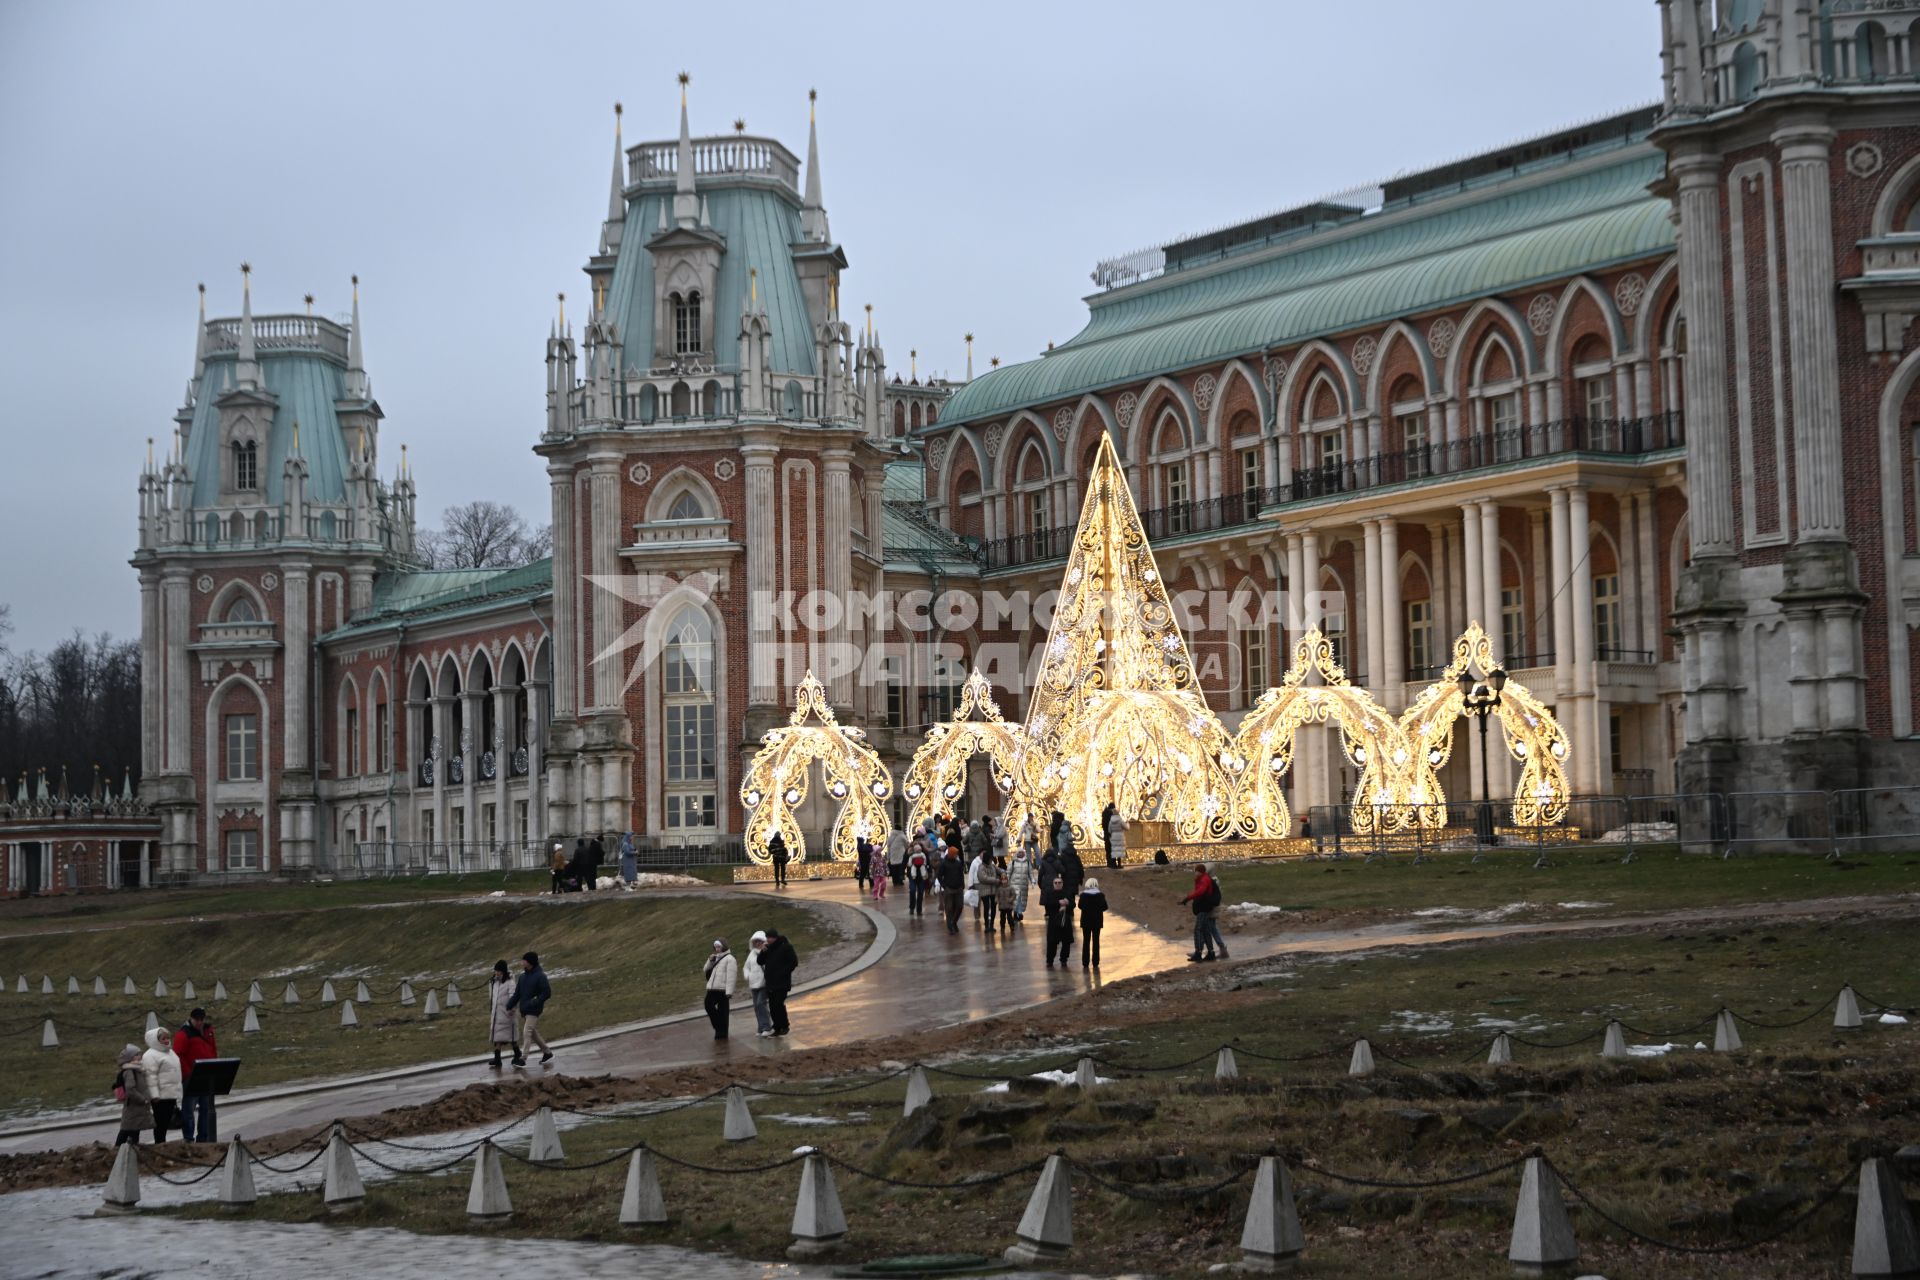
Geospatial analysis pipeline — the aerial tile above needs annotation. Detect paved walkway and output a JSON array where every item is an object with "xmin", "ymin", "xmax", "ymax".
[{"xmin": 0, "ymin": 875, "xmax": 1215, "ymax": 1154}]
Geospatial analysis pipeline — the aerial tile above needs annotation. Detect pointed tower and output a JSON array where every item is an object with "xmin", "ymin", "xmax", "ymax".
[
  {"xmin": 800, "ymin": 88, "xmax": 828, "ymax": 243},
  {"xmin": 234, "ymin": 263, "xmax": 261, "ymax": 390},
  {"xmin": 600, "ymin": 102, "xmax": 626, "ymax": 255},
  {"xmin": 672, "ymin": 73, "xmax": 699, "ymax": 229}
]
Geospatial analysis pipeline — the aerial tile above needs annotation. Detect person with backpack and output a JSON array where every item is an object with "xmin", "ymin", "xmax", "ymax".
[
  {"xmin": 768, "ymin": 831, "xmax": 790, "ymax": 888},
  {"xmin": 935, "ymin": 843, "xmax": 968, "ymax": 934},
  {"xmin": 1078, "ymin": 876, "xmax": 1109, "ymax": 969},
  {"xmin": 1180, "ymin": 863, "xmax": 1229, "ymax": 962},
  {"xmin": 759, "ymin": 928, "xmax": 799, "ymax": 1036},
  {"xmin": 905, "ymin": 831, "xmax": 933, "ymax": 917},
  {"xmin": 507, "ymin": 951, "xmax": 554, "ymax": 1064},
  {"xmin": 112, "ymin": 1044, "xmax": 152, "ymax": 1148}
]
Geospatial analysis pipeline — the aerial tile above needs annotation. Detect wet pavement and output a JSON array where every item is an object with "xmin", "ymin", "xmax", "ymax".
[{"xmin": 0, "ymin": 876, "xmax": 1228, "ymax": 1155}]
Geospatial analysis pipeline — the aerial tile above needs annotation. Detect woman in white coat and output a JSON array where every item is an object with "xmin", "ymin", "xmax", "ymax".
[
  {"xmin": 141, "ymin": 1025, "xmax": 184, "ymax": 1143},
  {"xmin": 703, "ymin": 939, "xmax": 738, "ymax": 1041},
  {"xmin": 488, "ymin": 959, "xmax": 522, "ymax": 1069},
  {"xmin": 1105, "ymin": 806, "xmax": 1128, "ymax": 868},
  {"xmin": 744, "ymin": 931, "xmax": 772, "ymax": 1037}
]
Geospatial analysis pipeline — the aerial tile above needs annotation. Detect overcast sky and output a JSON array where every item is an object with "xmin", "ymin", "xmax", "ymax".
[{"xmin": 0, "ymin": 2, "xmax": 1658, "ymax": 654}]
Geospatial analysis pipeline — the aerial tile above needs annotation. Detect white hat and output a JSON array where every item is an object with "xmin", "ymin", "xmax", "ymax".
[{"xmin": 750, "ymin": 930, "xmax": 767, "ymax": 944}]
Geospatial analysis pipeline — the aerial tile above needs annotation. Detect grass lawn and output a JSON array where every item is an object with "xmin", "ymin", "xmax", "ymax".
[
  {"xmin": 177, "ymin": 914, "xmax": 1920, "ymax": 1278},
  {"xmin": 1191, "ymin": 844, "xmax": 1920, "ymax": 923},
  {"xmin": 0, "ymin": 892, "xmax": 846, "ymax": 1119}
]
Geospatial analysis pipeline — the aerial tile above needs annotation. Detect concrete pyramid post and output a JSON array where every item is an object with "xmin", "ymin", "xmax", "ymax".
[
  {"xmin": 340, "ymin": 1001, "xmax": 359, "ymax": 1028},
  {"xmin": 620, "ymin": 1147, "xmax": 668, "ymax": 1226},
  {"xmin": 93, "ymin": 977, "xmax": 105, "ymax": 996},
  {"xmin": 1216, "ymin": 1047, "xmax": 1240, "ymax": 1081},
  {"xmin": 66, "ymin": 977, "xmax": 78, "ymax": 995},
  {"xmin": 40, "ymin": 976, "xmax": 52, "ymax": 995},
  {"xmin": 242, "ymin": 1005, "xmax": 261, "ymax": 1034},
  {"xmin": 1600, "ymin": 1021, "xmax": 1629, "ymax": 1059},
  {"xmin": 1713, "ymin": 1010, "xmax": 1743, "ymax": 1053},
  {"xmin": 1489, "ymin": 1033, "xmax": 1514, "ymax": 1065},
  {"xmin": 528, "ymin": 1106, "xmax": 565, "ymax": 1163},
  {"xmin": 182, "ymin": 980, "xmax": 195, "ymax": 1001},
  {"xmin": 722, "ymin": 1086, "xmax": 757, "ymax": 1141},
  {"xmin": 101, "ymin": 1139, "xmax": 141, "ymax": 1213},
  {"xmin": 1507, "ymin": 1156, "xmax": 1577, "ymax": 1273},
  {"xmin": 322, "ymin": 1126, "xmax": 365, "ymax": 1211},
  {"xmin": 1837, "ymin": 984, "xmax": 1864, "ymax": 1030},
  {"xmin": 218, "ymin": 1137, "xmax": 257, "ymax": 1208},
  {"xmin": 903, "ymin": 1065, "xmax": 932, "ymax": 1116},
  {"xmin": 424, "ymin": 990, "xmax": 441, "ymax": 1019},
  {"xmin": 466, "ymin": 1141, "xmax": 512, "ymax": 1224},
  {"xmin": 1003, "ymin": 1153, "xmax": 1073, "ymax": 1265},
  {"xmin": 14, "ymin": 976, "xmax": 25, "ymax": 993},
  {"xmin": 786, "ymin": 1151, "xmax": 849, "ymax": 1258},
  {"xmin": 355, "ymin": 980, "xmax": 371, "ymax": 1004},
  {"xmin": 1238, "ymin": 1155, "xmax": 1306, "ymax": 1273},
  {"xmin": 1348, "ymin": 1039, "xmax": 1376, "ymax": 1077},
  {"xmin": 124, "ymin": 977, "xmax": 136, "ymax": 996},
  {"xmin": 247, "ymin": 981, "xmax": 262, "ymax": 1004},
  {"xmin": 41, "ymin": 1018, "xmax": 58, "ymax": 1048},
  {"xmin": 445, "ymin": 983, "xmax": 462, "ymax": 1008},
  {"xmin": 213, "ymin": 981, "xmax": 228, "ymax": 1001},
  {"xmin": 283, "ymin": 982, "xmax": 300, "ymax": 1005},
  {"xmin": 1852, "ymin": 1156, "xmax": 1920, "ymax": 1277},
  {"xmin": 1074, "ymin": 1057, "xmax": 1098, "ymax": 1090},
  {"xmin": 146, "ymin": 1011, "xmax": 159, "ymax": 1032},
  {"xmin": 154, "ymin": 979, "xmax": 167, "ymax": 998},
  {"xmin": 320, "ymin": 980, "xmax": 336, "ymax": 1003},
  {"xmin": 399, "ymin": 980, "xmax": 416, "ymax": 1007}
]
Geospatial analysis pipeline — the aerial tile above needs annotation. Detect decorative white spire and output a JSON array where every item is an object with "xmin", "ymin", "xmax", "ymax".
[
  {"xmin": 345, "ymin": 274, "xmax": 370, "ymax": 402},
  {"xmin": 673, "ymin": 72, "xmax": 699, "ymax": 228},
  {"xmin": 236, "ymin": 262, "xmax": 261, "ymax": 389},
  {"xmin": 193, "ymin": 282, "xmax": 207, "ymax": 377},
  {"xmin": 601, "ymin": 102, "xmax": 626, "ymax": 254},
  {"xmin": 800, "ymin": 88, "xmax": 828, "ymax": 243}
]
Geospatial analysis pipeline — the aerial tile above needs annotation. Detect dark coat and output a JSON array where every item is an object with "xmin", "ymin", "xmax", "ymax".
[
  {"xmin": 1036, "ymin": 854, "xmax": 1065, "ymax": 905},
  {"xmin": 759, "ymin": 935, "xmax": 799, "ymax": 993},
  {"xmin": 769, "ymin": 833, "xmax": 790, "ymax": 865},
  {"xmin": 1058, "ymin": 849, "xmax": 1086, "ymax": 897},
  {"xmin": 508, "ymin": 965, "xmax": 551, "ymax": 1017},
  {"xmin": 935, "ymin": 852, "xmax": 966, "ymax": 892},
  {"xmin": 1078, "ymin": 889, "xmax": 1109, "ymax": 931}
]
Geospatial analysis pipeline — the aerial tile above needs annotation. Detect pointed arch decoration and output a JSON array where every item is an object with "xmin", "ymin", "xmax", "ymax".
[
  {"xmin": 899, "ymin": 669, "xmax": 1028, "ymax": 835},
  {"xmin": 739, "ymin": 671, "xmax": 893, "ymax": 865},
  {"xmin": 1396, "ymin": 624, "xmax": 1571, "ymax": 828},
  {"xmin": 1231, "ymin": 630, "xmax": 1426, "ymax": 837}
]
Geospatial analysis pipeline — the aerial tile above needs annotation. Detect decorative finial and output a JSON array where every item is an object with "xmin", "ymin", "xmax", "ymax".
[
  {"xmin": 557, "ymin": 292, "xmax": 566, "ymax": 329},
  {"xmin": 304, "ymin": 293, "xmax": 314, "ymax": 314},
  {"xmin": 991, "ymin": 356, "xmax": 1001, "ymax": 368},
  {"xmin": 614, "ymin": 100, "xmax": 622, "ymax": 118},
  {"xmin": 197, "ymin": 282, "xmax": 205, "ymax": 298},
  {"xmin": 965, "ymin": 332, "xmax": 974, "ymax": 344},
  {"xmin": 594, "ymin": 278, "xmax": 605, "ymax": 314},
  {"xmin": 292, "ymin": 420, "xmax": 300, "ymax": 453},
  {"xmin": 678, "ymin": 70, "xmax": 689, "ymax": 106},
  {"xmin": 809, "ymin": 86, "xmax": 817, "ymax": 122},
  {"xmin": 749, "ymin": 266, "xmax": 758, "ymax": 306},
  {"xmin": 240, "ymin": 261, "xmax": 251, "ymax": 277},
  {"xmin": 734, "ymin": 117, "xmax": 746, "ymax": 134}
]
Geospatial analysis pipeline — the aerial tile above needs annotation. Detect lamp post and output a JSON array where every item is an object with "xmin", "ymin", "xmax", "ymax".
[{"xmin": 1456, "ymin": 667, "xmax": 1507, "ymax": 847}]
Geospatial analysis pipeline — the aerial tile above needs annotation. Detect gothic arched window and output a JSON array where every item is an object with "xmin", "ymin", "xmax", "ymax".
[
  {"xmin": 666, "ymin": 490, "xmax": 706, "ymax": 521},
  {"xmin": 673, "ymin": 290, "xmax": 702, "ymax": 355},
  {"xmin": 661, "ymin": 607, "xmax": 716, "ymax": 831},
  {"xmin": 233, "ymin": 441, "xmax": 258, "ymax": 491},
  {"xmin": 225, "ymin": 594, "xmax": 260, "ymax": 623}
]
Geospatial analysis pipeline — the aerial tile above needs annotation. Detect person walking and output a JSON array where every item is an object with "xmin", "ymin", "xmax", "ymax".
[
  {"xmin": 488, "ymin": 960, "xmax": 522, "ymax": 1068},
  {"xmin": 905, "ymin": 833, "xmax": 932, "ymax": 917},
  {"xmin": 141, "ymin": 1026, "xmax": 183, "ymax": 1144},
  {"xmin": 507, "ymin": 951, "xmax": 554, "ymax": 1064},
  {"xmin": 618, "ymin": 831, "xmax": 638, "ymax": 887},
  {"xmin": 886, "ymin": 825, "xmax": 908, "ymax": 888},
  {"xmin": 1078, "ymin": 877, "xmax": 1109, "ymax": 969},
  {"xmin": 1100, "ymin": 801, "xmax": 1117, "ymax": 868},
  {"xmin": 975, "ymin": 844, "xmax": 1003, "ymax": 931},
  {"xmin": 759, "ymin": 928, "xmax": 799, "ymax": 1036},
  {"xmin": 745, "ymin": 931, "xmax": 773, "ymax": 1037},
  {"xmin": 1180, "ymin": 863, "xmax": 1228, "ymax": 962},
  {"xmin": 1104, "ymin": 806, "xmax": 1128, "ymax": 869},
  {"xmin": 586, "ymin": 835, "xmax": 606, "ymax": 890},
  {"xmin": 1043, "ymin": 875, "xmax": 1074, "ymax": 967},
  {"xmin": 854, "ymin": 836, "xmax": 873, "ymax": 896},
  {"xmin": 1007, "ymin": 845, "xmax": 1032, "ymax": 924},
  {"xmin": 113, "ymin": 1044, "xmax": 152, "ymax": 1148},
  {"xmin": 994, "ymin": 856, "xmax": 1016, "ymax": 933},
  {"xmin": 172, "ymin": 1007, "xmax": 219, "ymax": 1143},
  {"xmin": 703, "ymin": 939, "xmax": 738, "ymax": 1041},
  {"xmin": 936, "ymin": 843, "xmax": 967, "ymax": 934},
  {"xmin": 768, "ymin": 831, "xmax": 791, "ymax": 888},
  {"xmin": 549, "ymin": 843, "xmax": 567, "ymax": 895},
  {"xmin": 868, "ymin": 840, "xmax": 889, "ymax": 901}
]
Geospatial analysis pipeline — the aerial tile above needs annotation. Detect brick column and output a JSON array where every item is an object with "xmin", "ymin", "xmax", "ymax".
[{"xmin": 743, "ymin": 443, "xmax": 779, "ymax": 705}]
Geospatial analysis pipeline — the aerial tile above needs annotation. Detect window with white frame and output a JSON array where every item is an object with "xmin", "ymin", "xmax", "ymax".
[
  {"xmin": 450, "ymin": 807, "xmax": 465, "ymax": 844},
  {"xmin": 1164, "ymin": 460, "xmax": 1189, "ymax": 533},
  {"xmin": 233, "ymin": 441, "xmax": 258, "ymax": 492},
  {"xmin": 1406, "ymin": 599, "xmax": 1433, "ymax": 675},
  {"xmin": 662, "ymin": 607, "xmax": 717, "ymax": 830},
  {"xmin": 1491, "ymin": 392, "xmax": 1522, "ymax": 460},
  {"xmin": 672, "ymin": 291, "xmax": 702, "ymax": 355},
  {"xmin": 225, "ymin": 713, "xmax": 259, "ymax": 781},
  {"xmin": 483, "ymin": 803, "xmax": 497, "ymax": 845},
  {"xmin": 1593, "ymin": 574, "xmax": 1623, "ymax": 658},
  {"xmin": 1580, "ymin": 372, "xmax": 1613, "ymax": 422},
  {"xmin": 515, "ymin": 801, "xmax": 529, "ymax": 845},
  {"xmin": 1239, "ymin": 626, "xmax": 1268, "ymax": 706},
  {"xmin": 1398, "ymin": 411, "xmax": 1427, "ymax": 477},
  {"xmin": 421, "ymin": 810, "xmax": 435, "ymax": 845},
  {"xmin": 1317, "ymin": 429, "xmax": 1344, "ymax": 472},
  {"xmin": 1026, "ymin": 489, "xmax": 1047, "ymax": 534},
  {"xmin": 1324, "ymin": 609, "xmax": 1350, "ymax": 675},
  {"xmin": 1501, "ymin": 587, "xmax": 1527, "ymax": 663},
  {"xmin": 1240, "ymin": 447, "xmax": 1263, "ymax": 500},
  {"xmin": 224, "ymin": 828, "xmax": 260, "ymax": 870}
]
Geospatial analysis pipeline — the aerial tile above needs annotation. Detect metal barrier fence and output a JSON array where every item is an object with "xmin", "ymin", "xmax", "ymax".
[{"xmin": 332, "ymin": 839, "xmax": 749, "ymax": 879}]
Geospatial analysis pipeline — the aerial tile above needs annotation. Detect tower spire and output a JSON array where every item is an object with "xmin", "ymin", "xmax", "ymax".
[
  {"xmin": 800, "ymin": 88, "xmax": 828, "ymax": 243},
  {"xmin": 345, "ymin": 274, "xmax": 370, "ymax": 401},
  {"xmin": 236, "ymin": 262, "xmax": 260, "ymax": 389},
  {"xmin": 965, "ymin": 333, "xmax": 974, "ymax": 381},
  {"xmin": 673, "ymin": 72, "xmax": 699, "ymax": 227},
  {"xmin": 601, "ymin": 102, "xmax": 626, "ymax": 254},
  {"xmin": 191, "ymin": 282, "xmax": 207, "ymax": 381}
]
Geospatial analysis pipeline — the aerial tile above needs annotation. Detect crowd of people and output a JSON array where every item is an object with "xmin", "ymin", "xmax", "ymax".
[
  {"xmin": 547, "ymin": 832, "xmax": 641, "ymax": 893},
  {"xmin": 111, "ymin": 1006, "xmax": 223, "ymax": 1148}
]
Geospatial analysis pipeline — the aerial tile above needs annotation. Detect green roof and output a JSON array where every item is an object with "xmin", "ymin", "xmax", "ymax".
[
  {"xmin": 188, "ymin": 350, "xmax": 353, "ymax": 508},
  {"xmin": 609, "ymin": 187, "xmax": 818, "ymax": 377},
  {"xmin": 937, "ymin": 147, "xmax": 1671, "ymax": 426},
  {"xmin": 881, "ymin": 461, "xmax": 978, "ymax": 568},
  {"xmin": 320, "ymin": 559, "xmax": 553, "ymax": 643}
]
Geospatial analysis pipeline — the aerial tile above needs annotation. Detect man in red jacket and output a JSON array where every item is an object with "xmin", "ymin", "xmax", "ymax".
[
  {"xmin": 172, "ymin": 1008, "xmax": 220, "ymax": 1143},
  {"xmin": 1179, "ymin": 863, "xmax": 1228, "ymax": 962}
]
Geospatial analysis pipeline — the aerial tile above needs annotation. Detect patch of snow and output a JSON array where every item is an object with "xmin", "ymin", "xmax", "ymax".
[
  {"xmin": 488, "ymin": 890, "xmax": 506, "ymax": 898},
  {"xmin": 765, "ymin": 1114, "xmax": 843, "ymax": 1126},
  {"xmin": 1387, "ymin": 1009, "xmax": 1455, "ymax": 1035},
  {"xmin": 1028, "ymin": 1067, "xmax": 1112, "ymax": 1086},
  {"xmin": 792, "ymin": 1145, "xmax": 817, "ymax": 1156},
  {"xmin": 1694, "ymin": 1041, "xmax": 1708, "ymax": 1050},
  {"xmin": 1878, "ymin": 1013, "xmax": 1909, "ymax": 1025},
  {"xmin": 1412, "ymin": 903, "xmax": 1532, "ymax": 923},
  {"xmin": 1227, "ymin": 901, "xmax": 1287, "ymax": 917},
  {"xmin": 1595, "ymin": 821, "xmax": 1677, "ymax": 844},
  {"xmin": 1556, "ymin": 901, "xmax": 1611, "ymax": 910},
  {"xmin": 1626, "ymin": 1042, "xmax": 1681, "ymax": 1057},
  {"xmin": 979, "ymin": 1081, "xmax": 1010, "ymax": 1094}
]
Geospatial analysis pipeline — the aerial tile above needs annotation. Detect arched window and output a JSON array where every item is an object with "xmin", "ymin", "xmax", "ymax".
[
  {"xmin": 783, "ymin": 380, "xmax": 803, "ymax": 418},
  {"xmin": 673, "ymin": 290, "xmax": 702, "ymax": 355},
  {"xmin": 701, "ymin": 379, "xmax": 720, "ymax": 417},
  {"xmin": 661, "ymin": 608, "xmax": 716, "ymax": 831},
  {"xmin": 1856, "ymin": 22, "xmax": 1888, "ymax": 81},
  {"xmin": 1731, "ymin": 41, "xmax": 1760, "ymax": 101},
  {"xmin": 670, "ymin": 381, "xmax": 691, "ymax": 418},
  {"xmin": 233, "ymin": 440, "xmax": 258, "ymax": 491},
  {"xmin": 225, "ymin": 594, "xmax": 260, "ymax": 623},
  {"xmin": 666, "ymin": 490, "xmax": 706, "ymax": 521},
  {"xmin": 638, "ymin": 384, "xmax": 658, "ymax": 424}
]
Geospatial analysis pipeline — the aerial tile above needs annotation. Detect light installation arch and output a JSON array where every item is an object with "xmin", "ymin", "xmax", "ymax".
[
  {"xmin": 1232, "ymin": 630, "xmax": 1430, "ymax": 836},
  {"xmin": 900, "ymin": 669, "xmax": 1028, "ymax": 835},
  {"xmin": 1397, "ymin": 623, "xmax": 1571, "ymax": 828},
  {"xmin": 739, "ymin": 671, "xmax": 893, "ymax": 865}
]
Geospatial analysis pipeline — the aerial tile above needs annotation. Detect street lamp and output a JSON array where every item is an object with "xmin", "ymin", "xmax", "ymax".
[{"xmin": 1456, "ymin": 667, "xmax": 1508, "ymax": 846}]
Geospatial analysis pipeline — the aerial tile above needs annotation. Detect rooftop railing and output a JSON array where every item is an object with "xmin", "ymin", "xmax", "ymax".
[
  {"xmin": 203, "ymin": 315, "xmax": 351, "ymax": 363},
  {"xmin": 627, "ymin": 136, "xmax": 799, "ymax": 192}
]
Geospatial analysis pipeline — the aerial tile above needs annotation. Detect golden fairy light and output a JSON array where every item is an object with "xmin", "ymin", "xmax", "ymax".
[
  {"xmin": 739, "ymin": 671, "xmax": 893, "ymax": 865},
  {"xmin": 899, "ymin": 669, "xmax": 1026, "ymax": 835}
]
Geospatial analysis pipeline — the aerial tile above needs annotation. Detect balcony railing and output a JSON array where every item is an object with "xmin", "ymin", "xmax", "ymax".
[{"xmin": 979, "ymin": 412, "xmax": 1683, "ymax": 571}]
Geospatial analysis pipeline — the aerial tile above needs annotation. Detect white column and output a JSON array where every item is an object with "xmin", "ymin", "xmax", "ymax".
[
  {"xmin": 1567, "ymin": 485, "xmax": 1597, "ymax": 795},
  {"xmin": 432, "ymin": 695, "xmax": 452, "ymax": 850},
  {"xmin": 1621, "ymin": 495, "xmax": 1644, "ymax": 663},
  {"xmin": 1380, "ymin": 518, "xmax": 1404, "ymax": 709},
  {"xmin": 139, "ymin": 571, "xmax": 160, "ymax": 777},
  {"xmin": 162, "ymin": 568, "xmax": 191, "ymax": 774},
  {"xmin": 491, "ymin": 684, "xmax": 512, "ymax": 856},
  {"xmin": 743, "ymin": 444, "xmax": 778, "ymax": 705},
  {"xmin": 1549, "ymin": 487, "xmax": 1575, "ymax": 698},
  {"xmin": 822, "ymin": 450, "xmax": 854, "ymax": 707},
  {"xmin": 1460, "ymin": 504, "xmax": 1484, "ymax": 634},
  {"xmin": 1297, "ymin": 532, "xmax": 1327, "ymax": 823},
  {"xmin": 526, "ymin": 680, "xmax": 548, "ymax": 834},
  {"xmin": 1636, "ymin": 487, "xmax": 1660, "ymax": 654},
  {"xmin": 1775, "ymin": 119, "xmax": 1846, "ymax": 540},
  {"xmin": 1362, "ymin": 519, "xmax": 1384, "ymax": 689},
  {"xmin": 460, "ymin": 690, "xmax": 482, "ymax": 858},
  {"xmin": 588, "ymin": 459, "xmax": 621, "ymax": 710},
  {"xmin": 1632, "ymin": 359, "xmax": 1655, "ymax": 419},
  {"xmin": 283, "ymin": 564, "xmax": 310, "ymax": 770},
  {"xmin": 1822, "ymin": 610, "xmax": 1862, "ymax": 731},
  {"xmin": 1528, "ymin": 509, "xmax": 1549, "ymax": 665},
  {"xmin": 1284, "ymin": 533, "xmax": 1305, "ymax": 640},
  {"xmin": 1427, "ymin": 523, "xmax": 1452, "ymax": 648},
  {"xmin": 1478, "ymin": 501, "xmax": 1502, "ymax": 651},
  {"xmin": 1672, "ymin": 151, "xmax": 1736, "ymax": 555},
  {"xmin": 547, "ymin": 466, "xmax": 577, "ymax": 718}
]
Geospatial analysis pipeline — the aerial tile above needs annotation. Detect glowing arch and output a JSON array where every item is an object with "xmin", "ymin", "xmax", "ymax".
[
  {"xmin": 739, "ymin": 672, "xmax": 893, "ymax": 865},
  {"xmin": 899, "ymin": 669, "xmax": 1027, "ymax": 834}
]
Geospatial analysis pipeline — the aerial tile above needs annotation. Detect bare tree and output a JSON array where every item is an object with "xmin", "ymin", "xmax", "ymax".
[
  {"xmin": 416, "ymin": 501, "xmax": 550, "ymax": 569},
  {"xmin": 0, "ymin": 626, "xmax": 142, "ymax": 794}
]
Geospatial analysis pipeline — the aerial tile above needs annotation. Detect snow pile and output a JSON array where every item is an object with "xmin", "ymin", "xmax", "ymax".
[
  {"xmin": 1386, "ymin": 1009, "xmax": 1454, "ymax": 1035},
  {"xmin": 1626, "ymin": 1042, "xmax": 1682, "ymax": 1057},
  {"xmin": 1878, "ymin": 1013, "xmax": 1909, "ymax": 1025},
  {"xmin": 1595, "ymin": 822, "xmax": 1678, "ymax": 844},
  {"xmin": 1556, "ymin": 901, "xmax": 1611, "ymax": 910},
  {"xmin": 1227, "ymin": 901, "xmax": 1287, "ymax": 917}
]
